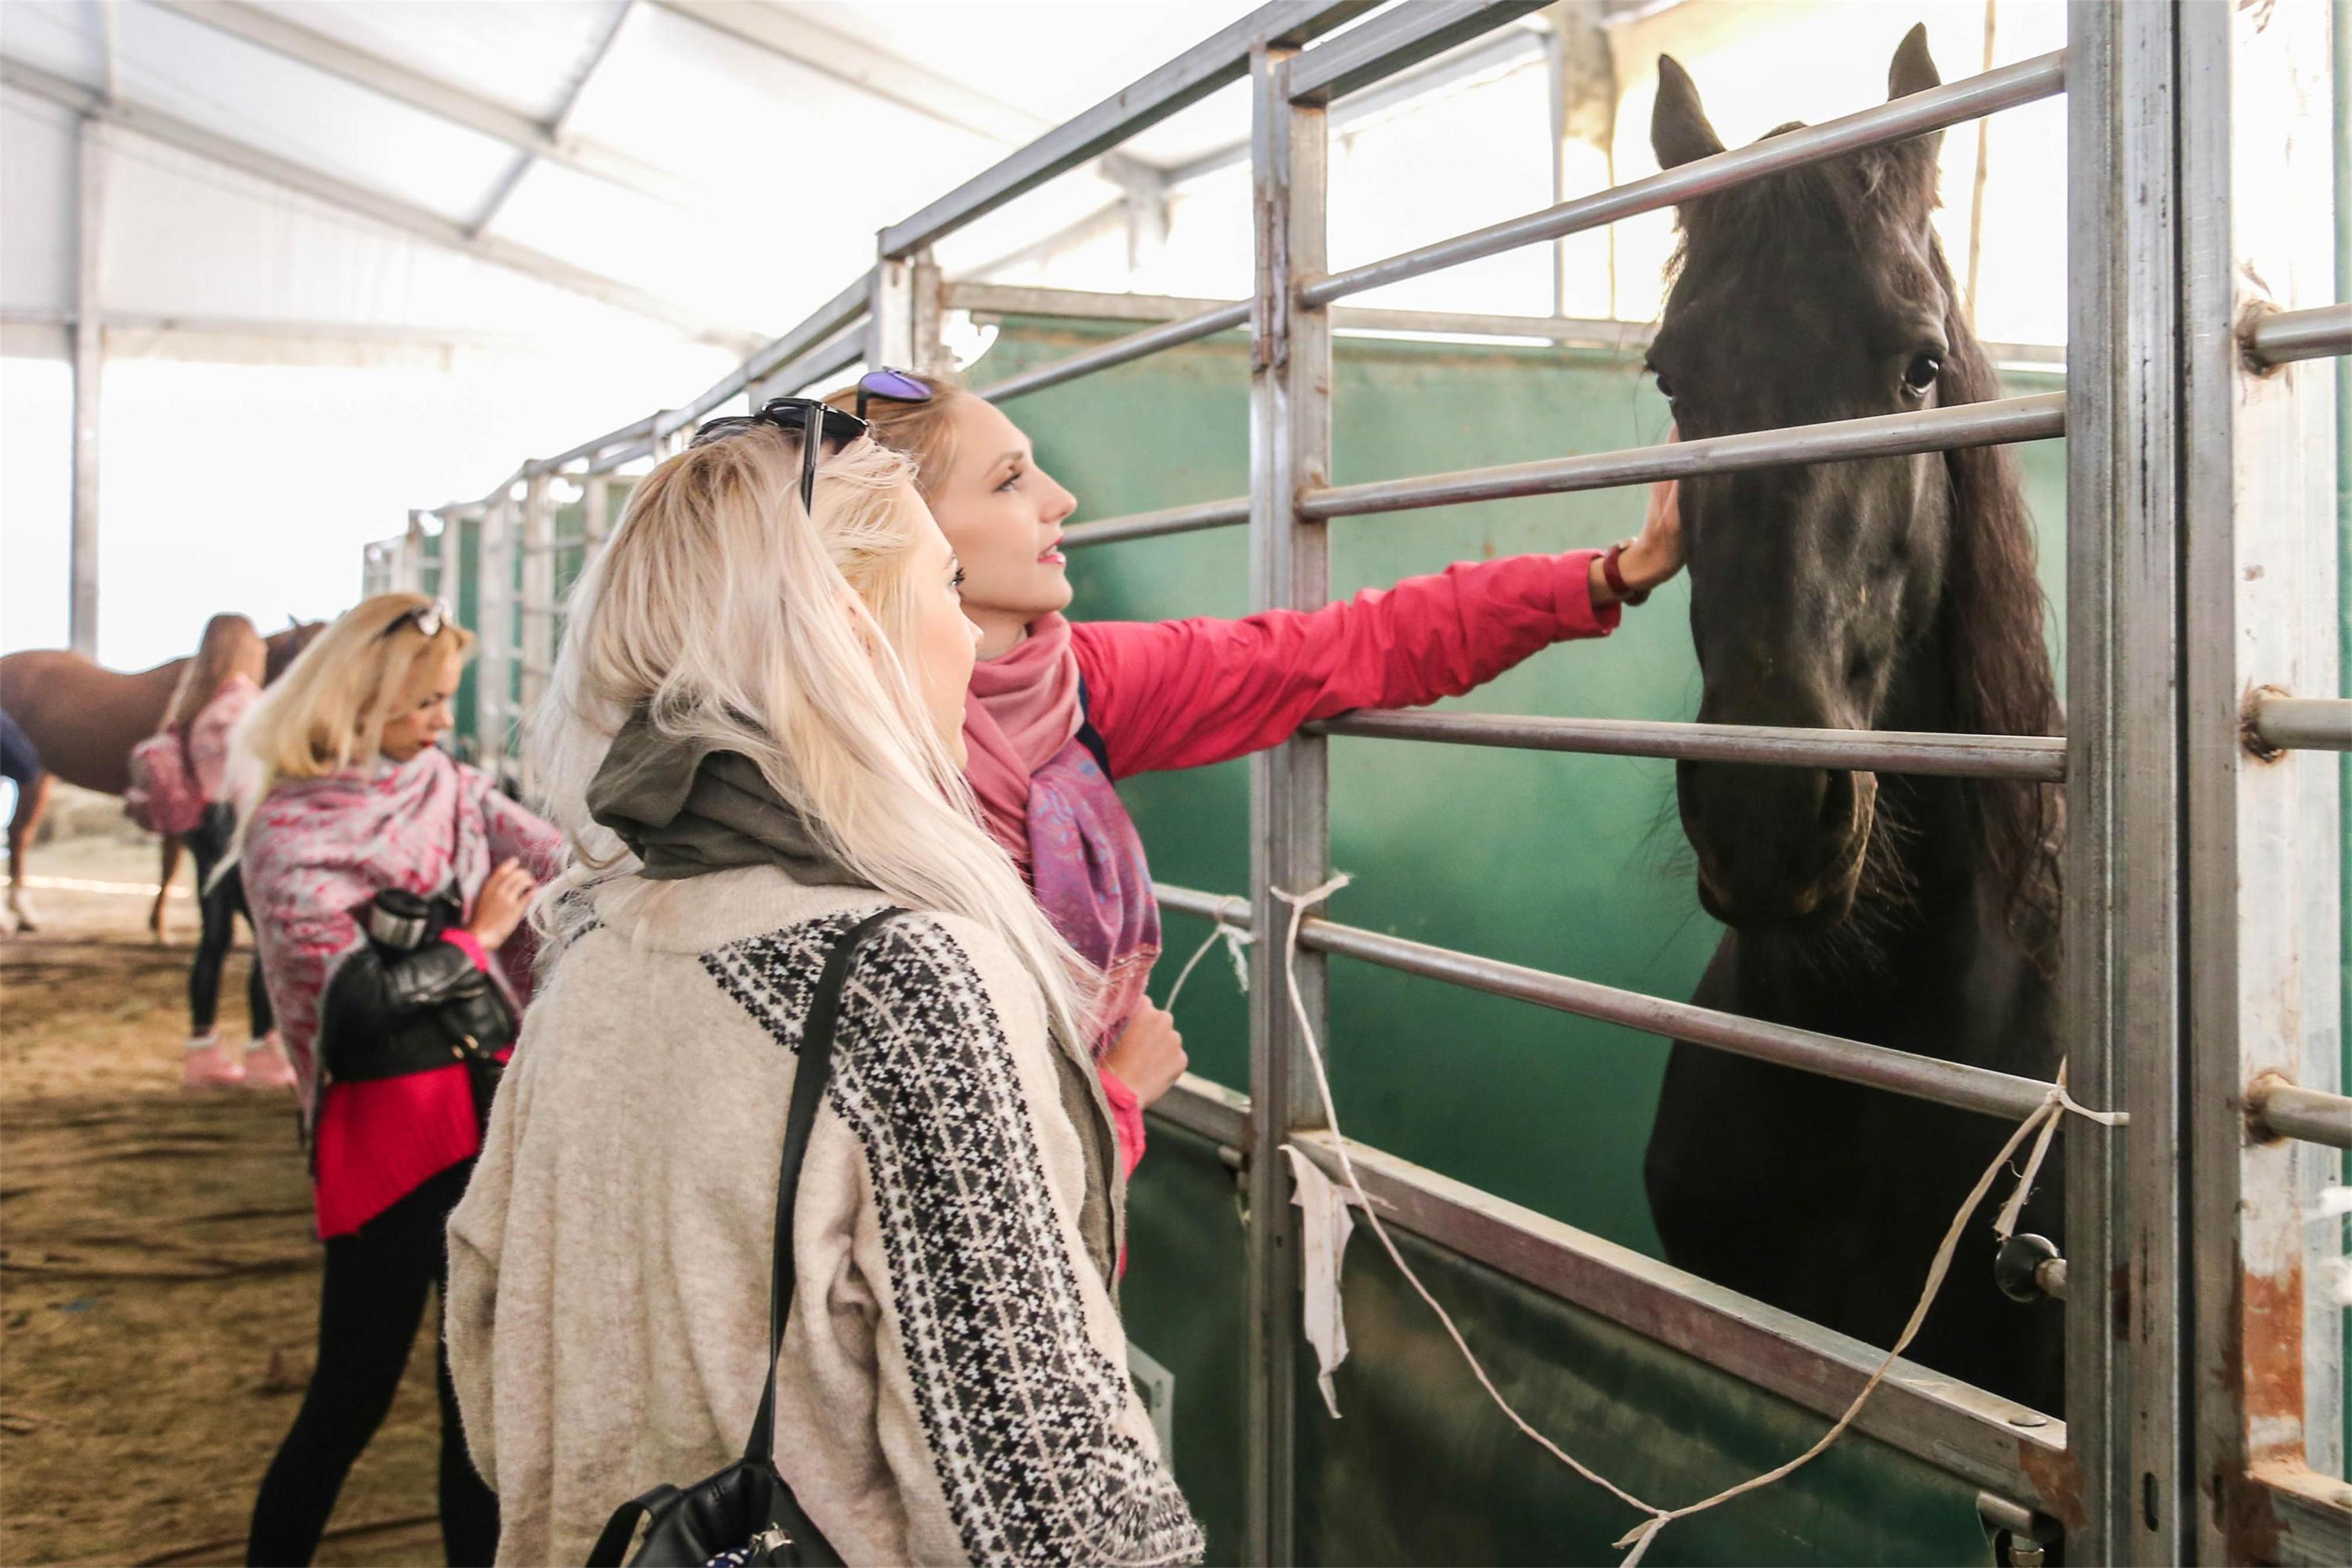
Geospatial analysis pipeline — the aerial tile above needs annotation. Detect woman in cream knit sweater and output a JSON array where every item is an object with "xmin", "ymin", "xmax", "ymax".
[{"xmin": 444, "ymin": 410, "xmax": 1202, "ymax": 1566}]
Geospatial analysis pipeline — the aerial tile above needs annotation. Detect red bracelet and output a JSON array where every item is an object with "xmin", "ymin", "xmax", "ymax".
[{"xmin": 1603, "ymin": 542, "xmax": 1650, "ymax": 607}]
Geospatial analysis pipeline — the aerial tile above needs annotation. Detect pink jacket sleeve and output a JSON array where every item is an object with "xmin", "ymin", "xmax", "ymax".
[{"xmin": 1070, "ymin": 550, "xmax": 1619, "ymax": 778}]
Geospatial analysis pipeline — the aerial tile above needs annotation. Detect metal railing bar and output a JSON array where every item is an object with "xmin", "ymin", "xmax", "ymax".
[
  {"xmin": 977, "ymin": 301, "xmax": 1253, "ymax": 403},
  {"xmin": 1278, "ymin": 1128, "xmax": 2069, "ymax": 1512},
  {"xmin": 1300, "ymin": 49, "xmax": 2067, "ymax": 306},
  {"xmin": 2243, "ymin": 302, "xmax": 2352, "ymax": 367},
  {"xmin": 1311, "ymin": 710, "xmax": 2068, "ymax": 781},
  {"xmin": 945, "ymin": 279, "xmax": 2068, "ymax": 367},
  {"xmin": 1150, "ymin": 1072, "xmax": 1253, "ymax": 1149},
  {"xmin": 1153, "ymin": 880, "xmax": 1255, "ymax": 930},
  {"xmin": 1300, "ymin": 393, "xmax": 2066, "ymax": 518},
  {"xmin": 2247, "ymin": 694, "xmax": 2352, "ymax": 753},
  {"xmin": 532, "ymin": 415, "xmax": 658, "ymax": 476},
  {"xmin": 1300, "ymin": 917, "xmax": 2060, "ymax": 1121},
  {"xmin": 753, "ymin": 318, "xmax": 868, "ymax": 400},
  {"xmin": 1286, "ymin": 0, "xmax": 1549, "ymax": 105},
  {"xmin": 583, "ymin": 438, "xmax": 656, "ymax": 477},
  {"xmin": 1063, "ymin": 496, "xmax": 1251, "ymax": 549},
  {"xmin": 878, "ymin": 0, "xmax": 1377, "ymax": 258},
  {"xmin": 2248, "ymin": 1079, "xmax": 2352, "ymax": 1151}
]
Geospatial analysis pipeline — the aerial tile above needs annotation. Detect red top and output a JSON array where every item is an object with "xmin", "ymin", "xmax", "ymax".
[
  {"xmin": 1071, "ymin": 551, "xmax": 1618, "ymax": 780},
  {"xmin": 309, "ymin": 932, "xmax": 510, "ymax": 1239},
  {"xmin": 1065, "ymin": 550, "xmax": 1618, "ymax": 1173}
]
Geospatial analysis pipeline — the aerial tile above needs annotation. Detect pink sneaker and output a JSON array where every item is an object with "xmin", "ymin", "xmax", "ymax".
[
  {"xmin": 242, "ymin": 1036, "xmax": 298, "ymax": 1090},
  {"xmin": 182, "ymin": 1036, "xmax": 245, "ymax": 1090}
]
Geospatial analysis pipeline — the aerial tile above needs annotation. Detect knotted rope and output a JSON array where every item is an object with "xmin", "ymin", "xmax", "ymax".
[{"xmin": 1259, "ymin": 875, "xmax": 2123, "ymax": 1566}]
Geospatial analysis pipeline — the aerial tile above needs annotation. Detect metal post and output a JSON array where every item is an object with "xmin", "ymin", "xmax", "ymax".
[
  {"xmin": 583, "ymin": 474, "xmax": 611, "ymax": 549},
  {"xmin": 868, "ymin": 249, "xmax": 945, "ymax": 373},
  {"xmin": 518, "ymin": 472, "xmax": 554, "ymax": 792},
  {"xmin": 2064, "ymin": 4, "xmax": 2188, "ymax": 1560},
  {"xmin": 1243, "ymin": 40, "xmax": 1328, "ymax": 1568},
  {"xmin": 2182, "ymin": 0, "xmax": 2345, "ymax": 1555},
  {"xmin": 68, "ymin": 118, "xmax": 104, "ymax": 660},
  {"xmin": 476, "ymin": 491, "xmax": 515, "ymax": 779}
]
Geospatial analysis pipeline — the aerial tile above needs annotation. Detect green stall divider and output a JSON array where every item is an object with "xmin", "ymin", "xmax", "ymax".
[
  {"xmin": 1123, "ymin": 1122, "xmax": 1250, "ymax": 1566},
  {"xmin": 1295, "ymin": 1225, "xmax": 1996, "ymax": 1566},
  {"xmin": 996, "ymin": 311, "xmax": 2066, "ymax": 1563},
  {"xmin": 985, "ymin": 315, "xmax": 2063, "ymax": 1252}
]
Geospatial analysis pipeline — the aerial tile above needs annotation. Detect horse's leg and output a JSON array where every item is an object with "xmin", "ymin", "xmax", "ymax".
[{"xmin": 153, "ymin": 835, "xmax": 184, "ymax": 944}]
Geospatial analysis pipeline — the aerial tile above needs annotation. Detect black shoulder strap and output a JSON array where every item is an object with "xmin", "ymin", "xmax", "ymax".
[
  {"xmin": 1073, "ymin": 674, "xmax": 1113, "ymax": 780},
  {"xmin": 743, "ymin": 905, "xmax": 905, "ymax": 1464}
]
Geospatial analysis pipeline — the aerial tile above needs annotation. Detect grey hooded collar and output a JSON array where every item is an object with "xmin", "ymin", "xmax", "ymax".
[{"xmin": 585, "ymin": 709, "xmax": 864, "ymax": 888}]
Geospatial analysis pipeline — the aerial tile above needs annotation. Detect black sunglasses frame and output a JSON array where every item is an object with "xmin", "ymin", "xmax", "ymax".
[{"xmin": 691, "ymin": 398, "xmax": 871, "ymax": 514}]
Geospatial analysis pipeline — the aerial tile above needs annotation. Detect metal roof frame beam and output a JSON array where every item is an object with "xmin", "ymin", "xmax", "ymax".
[
  {"xmin": 879, "ymin": 0, "xmax": 1380, "ymax": 259},
  {"xmin": 649, "ymin": 0, "xmax": 1051, "ymax": 146},
  {"xmin": 147, "ymin": 0, "xmax": 691, "ymax": 208},
  {"xmin": 0, "ymin": 55, "xmax": 761, "ymax": 355}
]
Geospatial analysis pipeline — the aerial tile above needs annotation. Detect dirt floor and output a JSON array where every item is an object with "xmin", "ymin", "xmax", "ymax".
[{"xmin": 3, "ymin": 831, "xmax": 451, "ymax": 1567}]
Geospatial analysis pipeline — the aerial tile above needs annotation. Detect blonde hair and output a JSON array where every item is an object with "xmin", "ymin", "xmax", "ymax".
[
  {"xmin": 231, "ymin": 594, "xmax": 473, "ymax": 830},
  {"xmin": 822, "ymin": 370, "xmax": 966, "ymax": 499},
  {"xmin": 529, "ymin": 420, "xmax": 1095, "ymax": 1047},
  {"xmin": 166, "ymin": 613, "xmax": 266, "ymax": 731}
]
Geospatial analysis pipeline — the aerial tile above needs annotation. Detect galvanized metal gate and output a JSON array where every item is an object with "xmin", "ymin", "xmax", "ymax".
[{"xmin": 371, "ymin": 2, "xmax": 2352, "ymax": 1561}]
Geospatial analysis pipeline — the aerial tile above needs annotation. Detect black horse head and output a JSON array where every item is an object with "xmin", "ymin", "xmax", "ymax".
[{"xmin": 1647, "ymin": 24, "xmax": 2060, "ymax": 950}]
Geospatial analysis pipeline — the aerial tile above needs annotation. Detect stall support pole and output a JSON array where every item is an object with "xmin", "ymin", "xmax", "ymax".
[
  {"xmin": 476, "ymin": 492, "xmax": 516, "ymax": 782},
  {"xmin": 1242, "ymin": 41, "xmax": 1328, "ymax": 1568},
  {"xmin": 869, "ymin": 248, "xmax": 946, "ymax": 374},
  {"xmin": 2182, "ymin": 0, "xmax": 2346, "ymax": 1555},
  {"xmin": 2065, "ymin": 3, "xmax": 2188, "ymax": 1559},
  {"xmin": 518, "ymin": 472, "xmax": 554, "ymax": 794}
]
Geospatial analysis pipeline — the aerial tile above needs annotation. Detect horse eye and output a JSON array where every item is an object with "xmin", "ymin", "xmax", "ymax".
[
  {"xmin": 1653, "ymin": 372, "xmax": 1678, "ymax": 404},
  {"xmin": 1902, "ymin": 353, "xmax": 1942, "ymax": 394}
]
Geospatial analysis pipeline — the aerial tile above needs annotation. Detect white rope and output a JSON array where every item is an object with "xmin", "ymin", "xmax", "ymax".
[
  {"xmin": 1265, "ymin": 875, "xmax": 2124, "ymax": 1566},
  {"xmin": 1159, "ymin": 916, "xmax": 1251, "ymax": 1012}
]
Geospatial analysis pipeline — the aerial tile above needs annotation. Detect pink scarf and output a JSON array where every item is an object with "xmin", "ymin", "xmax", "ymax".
[
  {"xmin": 240, "ymin": 748, "xmax": 558, "ymax": 1123},
  {"xmin": 962, "ymin": 615, "xmax": 1084, "ymax": 868},
  {"xmin": 963, "ymin": 615, "xmax": 1161, "ymax": 1056}
]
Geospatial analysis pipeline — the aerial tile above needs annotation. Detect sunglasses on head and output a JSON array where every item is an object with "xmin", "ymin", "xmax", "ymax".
[
  {"xmin": 689, "ymin": 371, "xmax": 936, "ymax": 515},
  {"xmin": 381, "ymin": 597, "xmax": 450, "ymax": 641}
]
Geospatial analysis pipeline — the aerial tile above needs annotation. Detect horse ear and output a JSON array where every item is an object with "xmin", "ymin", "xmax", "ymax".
[
  {"xmin": 1888, "ymin": 23, "xmax": 1941, "ymax": 99},
  {"xmin": 1882, "ymin": 25, "xmax": 1946, "ymax": 191},
  {"xmin": 1652, "ymin": 55, "xmax": 1724, "ymax": 171}
]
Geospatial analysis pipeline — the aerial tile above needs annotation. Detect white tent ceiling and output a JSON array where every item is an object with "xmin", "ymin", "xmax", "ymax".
[{"xmin": 0, "ymin": 0, "xmax": 1317, "ymax": 357}]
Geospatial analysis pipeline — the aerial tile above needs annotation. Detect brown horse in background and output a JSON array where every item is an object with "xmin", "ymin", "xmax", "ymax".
[{"xmin": 0, "ymin": 621, "xmax": 323, "ymax": 937}]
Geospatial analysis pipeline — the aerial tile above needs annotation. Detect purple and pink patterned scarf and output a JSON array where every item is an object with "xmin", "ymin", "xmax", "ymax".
[{"xmin": 963, "ymin": 615, "xmax": 1160, "ymax": 1054}]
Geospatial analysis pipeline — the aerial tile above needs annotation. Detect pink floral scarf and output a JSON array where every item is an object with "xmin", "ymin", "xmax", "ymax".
[{"xmin": 240, "ymin": 748, "xmax": 559, "ymax": 1125}]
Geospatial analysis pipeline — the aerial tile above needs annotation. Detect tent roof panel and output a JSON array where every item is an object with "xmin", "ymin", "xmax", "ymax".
[
  {"xmin": 240, "ymin": 0, "xmax": 622, "ymax": 124},
  {"xmin": 0, "ymin": 89, "xmax": 79, "ymax": 315},
  {"xmin": 110, "ymin": 2, "xmax": 517, "ymax": 222}
]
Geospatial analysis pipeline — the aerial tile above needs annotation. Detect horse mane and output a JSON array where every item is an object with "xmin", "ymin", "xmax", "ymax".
[
  {"xmin": 1665, "ymin": 138, "xmax": 2065, "ymax": 962},
  {"xmin": 1925, "ymin": 236, "xmax": 2064, "ymax": 961}
]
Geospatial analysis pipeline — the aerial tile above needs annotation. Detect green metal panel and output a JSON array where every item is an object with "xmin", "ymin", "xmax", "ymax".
[
  {"xmin": 1296, "ymin": 1227, "xmax": 1994, "ymax": 1566},
  {"xmin": 1123, "ymin": 1124, "xmax": 1250, "ymax": 1566},
  {"xmin": 987, "ymin": 315, "xmax": 2065, "ymax": 1563}
]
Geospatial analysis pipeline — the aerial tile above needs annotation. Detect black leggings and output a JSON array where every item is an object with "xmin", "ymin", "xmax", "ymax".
[
  {"xmin": 189, "ymin": 807, "xmax": 272, "ymax": 1037},
  {"xmin": 247, "ymin": 1162, "xmax": 497, "ymax": 1566}
]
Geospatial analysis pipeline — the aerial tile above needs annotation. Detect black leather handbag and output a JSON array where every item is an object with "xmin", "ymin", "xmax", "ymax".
[
  {"xmin": 321, "ymin": 887, "xmax": 518, "ymax": 1130},
  {"xmin": 586, "ymin": 907, "xmax": 904, "ymax": 1568}
]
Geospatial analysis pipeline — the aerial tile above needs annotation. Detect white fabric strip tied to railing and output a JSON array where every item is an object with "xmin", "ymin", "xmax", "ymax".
[{"xmin": 1259, "ymin": 875, "xmax": 2124, "ymax": 1566}]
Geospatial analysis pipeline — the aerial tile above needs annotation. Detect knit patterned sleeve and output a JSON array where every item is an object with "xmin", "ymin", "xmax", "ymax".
[{"xmin": 828, "ymin": 914, "xmax": 1203, "ymax": 1566}]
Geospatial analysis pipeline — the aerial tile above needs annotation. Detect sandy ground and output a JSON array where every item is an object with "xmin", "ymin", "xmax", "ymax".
[{"xmin": 3, "ymin": 833, "xmax": 452, "ymax": 1567}]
